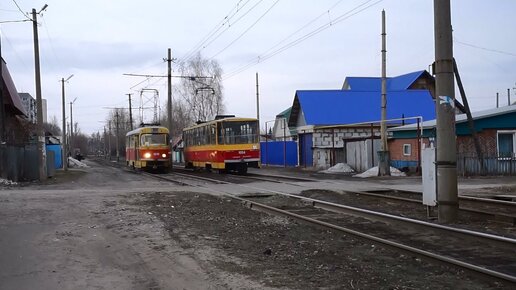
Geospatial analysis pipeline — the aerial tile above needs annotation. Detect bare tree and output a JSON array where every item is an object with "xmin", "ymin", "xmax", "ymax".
[
  {"xmin": 43, "ymin": 115, "xmax": 61, "ymax": 136},
  {"xmin": 175, "ymin": 52, "xmax": 225, "ymax": 123}
]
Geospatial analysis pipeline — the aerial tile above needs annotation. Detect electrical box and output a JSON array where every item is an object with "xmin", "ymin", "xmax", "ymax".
[{"xmin": 422, "ymin": 147, "xmax": 437, "ymax": 206}]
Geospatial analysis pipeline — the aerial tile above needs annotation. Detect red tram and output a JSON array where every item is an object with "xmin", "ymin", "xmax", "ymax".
[
  {"xmin": 126, "ymin": 126, "xmax": 170, "ymax": 170},
  {"xmin": 183, "ymin": 116, "xmax": 260, "ymax": 174}
]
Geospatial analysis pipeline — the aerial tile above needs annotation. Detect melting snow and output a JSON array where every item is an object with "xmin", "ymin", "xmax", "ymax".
[
  {"xmin": 0, "ymin": 178, "xmax": 17, "ymax": 186},
  {"xmin": 68, "ymin": 157, "xmax": 89, "ymax": 168},
  {"xmin": 320, "ymin": 163, "xmax": 355, "ymax": 174},
  {"xmin": 353, "ymin": 166, "xmax": 406, "ymax": 178}
]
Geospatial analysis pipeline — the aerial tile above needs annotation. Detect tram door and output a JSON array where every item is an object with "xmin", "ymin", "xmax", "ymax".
[{"xmin": 298, "ymin": 133, "xmax": 313, "ymax": 167}]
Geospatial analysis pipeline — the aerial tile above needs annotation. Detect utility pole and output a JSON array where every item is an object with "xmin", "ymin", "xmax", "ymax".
[
  {"xmin": 166, "ymin": 48, "xmax": 173, "ymax": 170},
  {"xmin": 508, "ymin": 88, "xmax": 511, "ymax": 106},
  {"xmin": 127, "ymin": 93, "xmax": 133, "ymax": 130},
  {"xmin": 108, "ymin": 121, "xmax": 112, "ymax": 160},
  {"xmin": 256, "ymin": 72, "xmax": 260, "ymax": 139},
  {"xmin": 496, "ymin": 92, "xmax": 499, "ymax": 108},
  {"xmin": 378, "ymin": 10, "xmax": 390, "ymax": 176},
  {"xmin": 115, "ymin": 111, "xmax": 120, "ymax": 162},
  {"xmin": 69, "ymin": 97, "xmax": 76, "ymax": 156},
  {"xmin": 434, "ymin": 0, "xmax": 458, "ymax": 223},
  {"xmin": 32, "ymin": 7, "xmax": 47, "ymax": 180},
  {"xmin": 60, "ymin": 74, "xmax": 73, "ymax": 171}
]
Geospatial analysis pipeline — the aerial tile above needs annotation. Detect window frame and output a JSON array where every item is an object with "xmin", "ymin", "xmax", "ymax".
[
  {"xmin": 497, "ymin": 130, "xmax": 516, "ymax": 158},
  {"xmin": 402, "ymin": 144, "xmax": 411, "ymax": 156}
]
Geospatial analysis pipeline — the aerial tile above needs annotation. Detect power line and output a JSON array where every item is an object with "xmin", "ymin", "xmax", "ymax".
[
  {"xmin": 182, "ymin": 0, "xmax": 262, "ymax": 63},
  {"xmin": 181, "ymin": 0, "xmax": 252, "ymax": 62},
  {"xmin": 10, "ymin": 0, "xmax": 32, "ymax": 21},
  {"xmin": 222, "ymin": 0, "xmax": 383, "ymax": 80},
  {"xmin": 209, "ymin": 0, "xmax": 280, "ymax": 60},
  {"xmin": 454, "ymin": 39, "xmax": 516, "ymax": 57}
]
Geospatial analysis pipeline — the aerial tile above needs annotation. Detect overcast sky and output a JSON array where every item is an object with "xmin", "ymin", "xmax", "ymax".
[{"xmin": 1, "ymin": 0, "xmax": 515, "ymax": 135}]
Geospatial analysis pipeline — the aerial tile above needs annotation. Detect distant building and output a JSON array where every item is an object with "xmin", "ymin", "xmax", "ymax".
[
  {"xmin": 19, "ymin": 93, "xmax": 36, "ymax": 123},
  {"xmin": 18, "ymin": 93, "xmax": 47, "ymax": 123}
]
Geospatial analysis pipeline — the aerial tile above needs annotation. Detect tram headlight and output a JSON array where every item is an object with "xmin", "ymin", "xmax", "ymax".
[
  {"xmin": 162, "ymin": 153, "xmax": 167, "ymax": 158},
  {"xmin": 143, "ymin": 152, "xmax": 151, "ymax": 159}
]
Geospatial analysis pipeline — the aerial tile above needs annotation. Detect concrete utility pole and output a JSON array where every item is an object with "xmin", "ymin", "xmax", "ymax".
[
  {"xmin": 32, "ymin": 7, "xmax": 47, "ymax": 180},
  {"xmin": 115, "ymin": 111, "xmax": 120, "ymax": 162},
  {"xmin": 434, "ymin": 0, "xmax": 458, "ymax": 223},
  {"xmin": 166, "ymin": 48, "xmax": 173, "ymax": 170},
  {"xmin": 108, "ymin": 121, "xmax": 112, "ymax": 160},
  {"xmin": 378, "ymin": 9, "xmax": 390, "ymax": 176},
  {"xmin": 256, "ymin": 72, "xmax": 260, "ymax": 139},
  {"xmin": 126, "ymin": 93, "xmax": 133, "ymax": 130},
  {"xmin": 69, "ymin": 97, "xmax": 77, "ymax": 155},
  {"xmin": 60, "ymin": 75, "xmax": 73, "ymax": 171}
]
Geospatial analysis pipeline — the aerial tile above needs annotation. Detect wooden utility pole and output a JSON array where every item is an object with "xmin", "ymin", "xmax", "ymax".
[
  {"xmin": 434, "ymin": 0, "xmax": 458, "ymax": 223},
  {"xmin": 127, "ymin": 93, "xmax": 133, "ymax": 130},
  {"xmin": 32, "ymin": 8, "xmax": 47, "ymax": 180},
  {"xmin": 378, "ymin": 10, "xmax": 390, "ymax": 176},
  {"xmin": 108, "ymin": 121, "xmax": 112, "ymax": 160},
  {"xmin": 453, "ymin": 59, "xmax": 484, "ymax": 174}
]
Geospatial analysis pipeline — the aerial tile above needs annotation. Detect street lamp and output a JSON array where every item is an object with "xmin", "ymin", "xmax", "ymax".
[
  {"xmin": 69, "ymin": 97, "xmax": 77, "ymax": 156},
  {"xmin": 61, "ymin": 74, "xmax": 73, "ymax": 170}
]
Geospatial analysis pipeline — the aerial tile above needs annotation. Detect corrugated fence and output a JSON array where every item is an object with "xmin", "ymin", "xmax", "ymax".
[
  {"xmin": 457, "ymin": 154, "xmax": 516, "ymax": 176},
  {"xmin": 0, "ymin": 144, "xmax": 38, "ymax": 181}
]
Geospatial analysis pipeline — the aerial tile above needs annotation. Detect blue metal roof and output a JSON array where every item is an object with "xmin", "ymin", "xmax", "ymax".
[
  {"xmin": 343, "ymin": 70, "xmax": 427, "ymax": 91},
  {"xmin": 295, "ymin": 89, "xmax": 435, "ymax": 126}
]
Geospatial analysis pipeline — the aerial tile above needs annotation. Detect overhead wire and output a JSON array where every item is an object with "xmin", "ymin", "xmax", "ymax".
[
  {"xmin": 10, "ymin": 0, "xmax": 32, "ymax": 21},
  {"xmin": 454, "ymin": 39, "xmax": 516, "ymax": 57},
  {"xmin": 222, "ymin": 0, "xmax": 383, "ymax": 80},
  {"xmin": 209, "ymin": 0, "xmax": 280, "ymax": 60},
  {"xmin": 182, "ymin": 0, "xmax": 262, "ymax": 64},
  {"xmin": 181, "ymin": 0, "xmax": 252, "ymax": 62}
]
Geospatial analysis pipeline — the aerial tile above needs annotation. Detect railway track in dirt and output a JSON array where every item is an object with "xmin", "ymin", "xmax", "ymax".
[
  {"xmin": 126, "ymin": 167, "xmax": 516, "ymax": 285},
  {"xmin": 92, "ymin": 158, "xmax": 516, "ymax": 284}
]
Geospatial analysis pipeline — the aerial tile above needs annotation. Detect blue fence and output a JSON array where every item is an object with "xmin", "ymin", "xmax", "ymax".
[{"xmin": 260, "ymin": 141, "xmax": 298, "ymax": 166}]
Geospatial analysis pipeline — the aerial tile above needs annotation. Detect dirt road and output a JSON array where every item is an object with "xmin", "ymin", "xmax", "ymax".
[{"xmin": 0, "ymin": 160, "xmax": 268, "ymax": 290}]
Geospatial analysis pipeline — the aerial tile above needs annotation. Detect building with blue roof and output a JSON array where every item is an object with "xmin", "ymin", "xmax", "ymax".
[{"xmin": 283, "ymin": 70, "xmax": 444, "ymax": 171}]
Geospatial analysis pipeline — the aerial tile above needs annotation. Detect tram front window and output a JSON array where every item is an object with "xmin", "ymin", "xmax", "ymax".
[{"xmin": 141, "ymin": 134, "xmax": 168, "ymax": 146}]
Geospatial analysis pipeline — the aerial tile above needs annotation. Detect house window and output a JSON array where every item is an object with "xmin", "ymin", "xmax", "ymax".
[
  {"xmin": 403, "ymin": 144, "xmax": 411, "ymax": 156},
  {"xmin": 497, "ymin": 131, "xmax": 516, "ymax": 158}
]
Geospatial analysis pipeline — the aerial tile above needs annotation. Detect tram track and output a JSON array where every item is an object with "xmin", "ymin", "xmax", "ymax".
[
  {"xmin": 136, "ymin": 168, "xmax": 516, "ymax": 284},
  {"xmin": 93, "ymin": 158, "xmax": 516, "ymax": 284}
]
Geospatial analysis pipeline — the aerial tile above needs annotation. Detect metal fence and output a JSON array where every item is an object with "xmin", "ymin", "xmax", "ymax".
[
  {"xmin": 260, "ymin": 141, "xmax": 298, "ymax": 166},
  {"xmin": 0, "ymin": 144, "xmax": 38, "ymax": 182},
  {"xmin": 457, "ymin": 154, "xmax": 516, "ymax": 176}
]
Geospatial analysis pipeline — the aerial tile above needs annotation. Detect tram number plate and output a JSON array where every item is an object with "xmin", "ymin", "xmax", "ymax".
[{"xmin": 238, "ymin": 151, "xmax": 246, "ymax": 154}]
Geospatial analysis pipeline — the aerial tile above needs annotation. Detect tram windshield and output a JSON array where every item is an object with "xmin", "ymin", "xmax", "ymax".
[
  {"xmin": 141, "ymin": 134, "xmax": 169, "ymax": 146},
  {"xmin": 217, "ymin": 120, "xmax": 258, "ymax": 145}
]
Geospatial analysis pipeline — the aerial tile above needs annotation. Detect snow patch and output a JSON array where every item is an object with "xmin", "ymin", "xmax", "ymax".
[
  {"xmin": 0, "ymin": 178, "xmax": 17, "ymax": 186},
  {"xmin": 353, "ymin": 166, "xmax": 406, "ymax": 178},
  {"xmin": 68, "ymin": 157, "xmax": 89, "ymax": 168},
  {"xmin": 320, "ymin": 163, "xmax": 355, "ymax": 174}
]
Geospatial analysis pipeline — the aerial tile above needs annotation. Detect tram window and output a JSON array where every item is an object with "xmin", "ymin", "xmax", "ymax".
[
  {"xmin": 141, "ymin": 134, "xmax": 168, "ymax": 146},
  {"xmin": 218, "ymin": 121, "xmax": 258, "ymax": 144}
]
